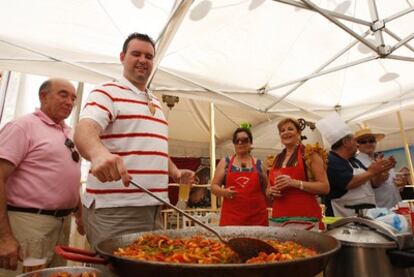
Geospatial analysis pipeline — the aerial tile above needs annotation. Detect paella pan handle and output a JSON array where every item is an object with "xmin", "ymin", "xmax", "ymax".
[
  {"xmin": 281, "ymin": 220, "xmax": 315, "ymax": 230},
  {"xmin": 388, "ymin": 248, "xmax": 414, "ymax": 268},
  {"xmin": 55, "ymin": 245, "xmax": 108, "ymax": 264}
]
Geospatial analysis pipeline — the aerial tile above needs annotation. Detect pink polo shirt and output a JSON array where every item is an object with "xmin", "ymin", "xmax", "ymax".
[{"xmin": 0, "ymin": 109, "xmax": 81, "ymax": 209}]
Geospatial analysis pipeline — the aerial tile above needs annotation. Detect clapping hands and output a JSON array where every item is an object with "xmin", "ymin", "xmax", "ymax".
[{"xmin": 369, "ymin": 156, "xmax": 396, "ymax": 175}]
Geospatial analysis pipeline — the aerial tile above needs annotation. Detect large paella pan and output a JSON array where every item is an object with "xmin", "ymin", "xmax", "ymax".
[{"xmin": 57, "ymin": 226, "xmax": 340, "ymax": 277}]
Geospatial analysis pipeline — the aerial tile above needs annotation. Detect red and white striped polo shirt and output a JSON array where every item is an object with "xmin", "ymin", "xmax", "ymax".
[{"xmin": 80, "ymin": 77, "xmax": 169, "ymax": 208}]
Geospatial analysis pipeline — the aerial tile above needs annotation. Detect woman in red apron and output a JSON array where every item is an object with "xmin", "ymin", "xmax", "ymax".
[
  {"xmin": 211, "ymin": 127, "xmax": 269, "ymax": 226},
  {"xmin": 267, "ymin": 118, "xmax": 329, "ymax": 226}
]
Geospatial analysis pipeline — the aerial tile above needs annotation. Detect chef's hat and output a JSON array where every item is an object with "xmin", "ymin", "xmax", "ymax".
[{"xmin": 316, "ymin": 113, "xmax": 352, "ymax": 146}]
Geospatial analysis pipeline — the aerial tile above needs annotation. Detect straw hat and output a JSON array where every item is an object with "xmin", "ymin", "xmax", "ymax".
[
  {"xmin": 316, "ymin": 113, "xmax": 352, "ymax": 146},
  {"xmin": 354, "ymin": 128, "xmax": 385, "ymax": 142}
]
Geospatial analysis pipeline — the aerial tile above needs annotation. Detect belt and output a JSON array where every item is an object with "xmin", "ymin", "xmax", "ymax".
[{"xmin": 7, "ymin": 205, "xmax": 76, "ymax": 217}]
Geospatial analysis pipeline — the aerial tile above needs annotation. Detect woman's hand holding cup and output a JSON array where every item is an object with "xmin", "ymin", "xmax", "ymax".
[
  {"xmin": 223, "ymin": 186, "xmax": 237, "ymax": 199},
  {"xmin": 267, "ymin": 185, "xmax": 282, "ymax": 198},
  {"xmin": 268, "ymin": 174, "xmax": 291, "ymax": 197},
  {"xmin": 274, "ymin": 174, "xmax": 292, "ymax": 191}
]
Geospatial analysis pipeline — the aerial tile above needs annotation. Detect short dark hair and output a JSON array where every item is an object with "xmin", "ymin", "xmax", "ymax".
[
  {"xmin": 331, "ymin": 134, "xmax": 352, "ymax": 150},
  {"xmin": 38, "ymin": 80, "xmax": 51, "ymax": 96},
  {"xmin": 232, "ymin": 128, "xmax": 253, "ymax": 144},
  {"xmin": 122, "ymin": 33, "xmax": 156, "ymax": 54}
]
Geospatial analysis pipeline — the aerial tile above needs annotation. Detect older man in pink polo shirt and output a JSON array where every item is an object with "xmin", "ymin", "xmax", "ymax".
[{"xmin": 0, "ymin": 78, "xmax": 81, "ymax": 275}]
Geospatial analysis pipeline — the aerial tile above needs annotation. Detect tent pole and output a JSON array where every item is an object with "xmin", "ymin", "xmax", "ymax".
[
  {"xmin": 154, "ymin": 0, "xmax": 188, "ymax": 45},
  {"xmin": 385, "ymin": 127, "xmax": 414, "ymax": 137},
  {"xmin": 390, "ymin": 33, "xmax": 414, "ymax": 53},
  {"xmin": 158, "ymin": 69, "xmax": 321, "ymax": 119},
  {"xmin": 368, "ymin": 0, "xmax": 385, "ymax": 46},
  {"xmin": 347, "ymin": 103, "xmax": 392, "ymax": 123},
  {"xmin": 70, "ymin": 82, "xmax": 84, "ymax": 129},
  {"xmin": 188, "ymin": 99, "xmax": 211, "ymax": 133},
  {"xmin": 0, "ymin": 71, "xmax": 11, "ymax": 123},
  {"xmin": 0, "ymin": 39, "xmax": 115, "ymax": 80},
  {"xmin": 387, "ymin": 55, "xmax": 414, "ymax": 62},
  {"xmin": 147, "ymin": 0, "xmax": 194, "ymax": 86},
  {"xmin": 266, "ymin": 55, "xmax": 378, "ymax": 92},
  {"xmin": 384, "ymin": 6, "xmax": 414, "ymax": 23},
  {"xmin": 162, "ymin": 54, "xmax": 377, "ymax": 114},
  {"xmin": 273, "ymin": 0, "xmax": 371, "ymax": 26},
  {"xmin": 384, "ymin": 28, "xmax": 414, "ymax": 53},
  {"xmin": 160, "ymin": 68, "xmax": 264, "ymax": 111},
  {"xmin": 160, "ymin": 68, "xmax": 322, "ymax": 118},
  {"xmin": 348, "ymin": 92, "xmax": 414, "ymax": 122},
  {"xmin": 300, "ymin": 0, "xmax": 378, "ymax": 52},
  {"xmin": 396, "ymin": 111, "xmax": 414, "ymax": 186},
  {"xmin": 264, "ymin": 30, "xmax": 370, "ymax": 111},
  {"xmin": 209, "ymin": 103, "xmax": 217, "ymax": 210}
]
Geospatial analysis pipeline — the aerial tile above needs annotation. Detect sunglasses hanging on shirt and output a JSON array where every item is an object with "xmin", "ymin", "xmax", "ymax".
[{"xmin": 64, "ymin": 138, "xmax": 80, "ymax": 163}]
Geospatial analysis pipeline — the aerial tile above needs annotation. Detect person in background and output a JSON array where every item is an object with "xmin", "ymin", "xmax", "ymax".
[
  {"xmin": 187, "ymin": 187, "xmax": 209, "ymax": 208},
  {"xmin": 355, "ymin": 128, "xmax": 401, "ymax": 208},
  {"xmin": 211, "ymin": 127, "xmax": 269, "ymax": 226},
  {"xmin": 316, "ymin": 113, "xmax": 395, "ymax": 217},
  {"xmin": 190, "ymin": 167, "xmax": 211, "ymax": 208},
  {"xmin": 0, "ymin": 78, "xmax": 82, "ymax": 275},
  {"xmin": 74, "ymin": 33, "xmax": 194, "ymax": 250},
  {"xmin": 398, "ymin": 166, "xmax": 414, "ymax": 200},
  {"xmin": 267, "ymin": 118, "xmax": 329, "ymax": 225}
]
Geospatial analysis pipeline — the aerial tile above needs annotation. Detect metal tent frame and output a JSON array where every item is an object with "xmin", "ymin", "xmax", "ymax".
[{"xmin": 261, "ymin": 0, "xmax": 414, "ymax": 121}]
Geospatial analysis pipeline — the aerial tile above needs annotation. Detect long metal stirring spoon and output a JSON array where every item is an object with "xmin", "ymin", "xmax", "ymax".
[{"xmin": 129, "ymin": 180, "xmax": 277, "ymax": 262}]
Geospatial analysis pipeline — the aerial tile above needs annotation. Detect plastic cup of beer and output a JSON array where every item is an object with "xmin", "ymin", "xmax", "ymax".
[
  {"xmin": 178, "ymin": 183, "xmax": 191, "ymax": 202},
  {"xmin": 274, "ymin": 174, "xmax": 288, "ymax": 186},
  {"xmin": 21, "ymin": 237, "xmax": 48, "ymax": 273}
]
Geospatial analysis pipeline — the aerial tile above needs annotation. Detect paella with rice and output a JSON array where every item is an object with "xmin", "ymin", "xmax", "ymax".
[{"xmin": 114, "ymin": 234, "xmax": 317, "ymax": 264}]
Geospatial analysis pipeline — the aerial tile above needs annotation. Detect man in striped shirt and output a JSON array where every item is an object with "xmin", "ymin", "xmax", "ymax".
[{"xmin": 74, "ymin": 33, "xmax": 194, "ymax": 249}]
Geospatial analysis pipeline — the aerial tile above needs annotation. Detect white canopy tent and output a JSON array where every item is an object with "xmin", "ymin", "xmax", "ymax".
[{"xmin": 1, "ymin": 0, "xmax": 414, "ymax": 158}]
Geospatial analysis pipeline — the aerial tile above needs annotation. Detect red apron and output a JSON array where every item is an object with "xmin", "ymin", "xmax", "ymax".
[
  {"xmin": 269, "ymin": 145, "xmax": 322, "ymax": 220},
  {"xmin": 219, "ymin": 155, "xmax": 269, "ymax": 226}
]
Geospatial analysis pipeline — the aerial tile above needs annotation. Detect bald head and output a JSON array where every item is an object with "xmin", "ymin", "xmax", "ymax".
[
  {"xmin": 39, "ymin": 78, "xmax": 77, "ymax": 123},
  {"xmin": 38, "ymin": 78, "xmax": 73, "ymax": 96}
]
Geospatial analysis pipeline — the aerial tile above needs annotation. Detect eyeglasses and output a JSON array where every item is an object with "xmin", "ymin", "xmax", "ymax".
[
  {"xmin": 64, "ymin": 138, "xmax": 80, "ymax": 163},
  {"xmin": 233, "ymin": 138, "xmax": 250, "ymax": 145},
  {"xmin": 357, "ymin": 138, "xmax": 376, "ymax": 144}
]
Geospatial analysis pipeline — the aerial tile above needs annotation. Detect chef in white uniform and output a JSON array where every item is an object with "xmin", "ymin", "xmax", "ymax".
[{"xmin": 316, "ymin": 113, "xmax": 395, "ymax": 217}]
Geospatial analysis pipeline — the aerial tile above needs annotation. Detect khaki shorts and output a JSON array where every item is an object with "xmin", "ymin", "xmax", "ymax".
[
  {"xmin": 82, "ymin": 204, "xmax": 163, "ymax": 250},
  {"xmin": 81, "ymin": 204, "xmax": 162, "ymax": 277},
  {"xmin": 0, "ymin": 212, "xmax": 69, "ymax": 277}
]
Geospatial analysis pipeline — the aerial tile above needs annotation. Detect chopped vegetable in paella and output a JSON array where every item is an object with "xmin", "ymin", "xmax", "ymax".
[
  {"xmin": 114, "ymin": 235, "xmax": 317, "ymax": 264},
  {"xmin": 30, "ymin": 272, "xmax": 97, "ymax": 277}
]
